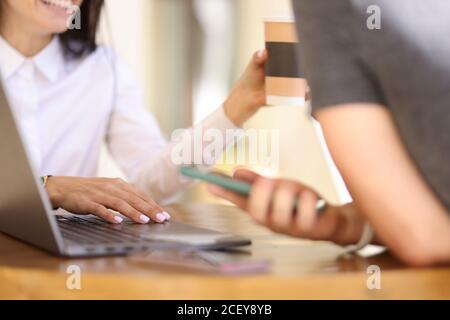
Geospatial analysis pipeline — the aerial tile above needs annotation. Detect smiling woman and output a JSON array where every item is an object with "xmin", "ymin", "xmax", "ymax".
[
  {"xmin": 0, "ymin": 0, "xmax": 268, "ymax": 225},
  {"xmin": 0, "ymin": 0, "xmax": 104, "ymax": 58}
]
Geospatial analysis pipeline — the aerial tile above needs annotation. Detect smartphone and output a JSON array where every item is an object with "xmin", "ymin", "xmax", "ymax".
[
  {"xmin": 180, "ymin": 166, "xmax": 328, "ymax": 213},
  {"xmin": 180, "ymin": 166, "xmax": 251, "ymax": 196}
]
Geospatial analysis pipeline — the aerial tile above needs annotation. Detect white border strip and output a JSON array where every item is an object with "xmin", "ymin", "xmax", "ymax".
[
  {"xmin": 263, "ymin": 16, "xmax": 295, "ymax": 23},
  {"xmin": 267, "ymin": 95, "xmax": 305, "ymax": 107}
]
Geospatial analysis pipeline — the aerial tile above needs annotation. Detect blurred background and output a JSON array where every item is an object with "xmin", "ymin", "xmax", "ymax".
[{"xmin": 97, "ymin": 0, "xmax": 350, "ymax": 205}]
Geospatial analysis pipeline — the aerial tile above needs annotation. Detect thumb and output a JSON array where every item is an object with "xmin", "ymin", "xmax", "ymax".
[
  {"xmin": 252, "ymin": 49, "xmax": 268, "ymax": 66},
  {"xmin": 233, "ymin": 169, "xmax": 260, "ymax": 184}
]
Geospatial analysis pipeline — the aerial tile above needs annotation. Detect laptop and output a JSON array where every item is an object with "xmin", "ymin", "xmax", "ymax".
[{"xmin": 0, "ymin": 80, "xmax": 250, "ymax": 257}]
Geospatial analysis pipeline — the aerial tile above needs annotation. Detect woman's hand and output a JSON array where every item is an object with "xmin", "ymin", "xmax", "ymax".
[
  {"xmin": 208, "ymin": 169, "xmax": 366, "ymax": 245},
  {"xmin": 46, "ymin": 177, "xmax": 171, "ymax": 224},
  {"xmin": 223, "ymin": 50, "xmax": 268, "ymax": 127}
]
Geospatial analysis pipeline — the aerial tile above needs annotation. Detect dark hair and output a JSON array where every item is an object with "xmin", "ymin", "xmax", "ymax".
[{"xmin": 59, "ymin": 0, "xmax": 104, "ymax": 59}]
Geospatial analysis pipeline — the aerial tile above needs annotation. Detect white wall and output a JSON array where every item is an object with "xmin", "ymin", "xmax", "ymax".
[
  {"xmin": 97, "ymin": 0, "xmax": 154, "ymax": 178},
  {"xmin": 101, "ymin": 0, "xmax": 154, "ymax": 110}
]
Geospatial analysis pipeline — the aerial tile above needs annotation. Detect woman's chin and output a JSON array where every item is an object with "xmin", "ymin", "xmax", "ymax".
[{"xmin": 38, "ymin": 21, "xmax": 70, "ymax": 35}]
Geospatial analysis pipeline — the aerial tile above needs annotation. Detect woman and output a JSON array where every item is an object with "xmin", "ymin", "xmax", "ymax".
[{"xmin": 0, "ymin": 0, "xmax": 267, "ymax": 224}]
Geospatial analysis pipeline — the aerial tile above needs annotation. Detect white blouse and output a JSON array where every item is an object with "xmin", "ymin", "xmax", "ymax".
[{"xmin": 0, "ymin": 36, "xmax": 239, "ymax": 203}]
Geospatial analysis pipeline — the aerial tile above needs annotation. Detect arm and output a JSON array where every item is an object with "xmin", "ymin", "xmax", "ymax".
[
  {"xmin": 44, "ymin": 50, "xmax": 267, "ymax": 223},
  {"xmin": 107, "ymin": 50, "xmax": 267, "ymax": 203},
  {"xmin": 209, "ymin": 104, "xmax": 450, "ymax": 267},
  {"xmin": 316, "ymin": 103, "xmax": 450, "ymax": 266}
]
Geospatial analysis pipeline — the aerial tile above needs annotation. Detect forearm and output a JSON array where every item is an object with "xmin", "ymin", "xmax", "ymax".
[
  {"xmin": 317, "ymin": 104, "xmax": 450, "ymax": 266},
  {"xmin": 335, "ymin": 139, "xmax": 450, "ymax": 264},
  {"xmin": 333, "ymin": 202, "xmax": 450, "ymax": 264},
  {"xmin": 330, "ymin": 202, "xmax": 448, "ymax": 246},
  {"xmin": 109, "ymin": 51, "xmax": 265, "ymax": 202},
  {"xmin": 131, "ymin": 106, "xmax": 243, "ymax": 203},
  {"xmin": 358, "ymin": 195, "xmax": 450, "ymax": 265}
]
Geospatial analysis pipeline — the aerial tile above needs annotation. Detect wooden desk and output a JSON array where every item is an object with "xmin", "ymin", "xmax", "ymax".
[{"xmin": 0, "ymin": 203, "xmax": 449, "ymax": 299}]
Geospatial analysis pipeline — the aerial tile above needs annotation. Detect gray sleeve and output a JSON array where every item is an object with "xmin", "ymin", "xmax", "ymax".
[{"xmin": 293, "ymin": 0, "xmax": 384, "ymax": 112}]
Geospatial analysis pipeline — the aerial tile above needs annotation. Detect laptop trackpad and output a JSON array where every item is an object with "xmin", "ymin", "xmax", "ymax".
[{"xmin": 121, "ymin": 220, "xmax": 236, "ymax": 246}]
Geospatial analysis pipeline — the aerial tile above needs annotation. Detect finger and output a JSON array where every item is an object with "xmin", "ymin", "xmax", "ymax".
[
  {"xmin": 248, "ymin": 177, "xmax": 275, "ymax": 224},
  {"xmin": 85, "ymin": 202, "xmax": 123, "ymax": 224},
  {"xmin": 253, "ymin": 49, "xmax": 268, "ymax": 65},
  {"xmin": 113, "ymin": 181, "xmax": 170, "ymax": 221},
  {"xmin": 233, "ymin": 169, "xmax": 260, "ymax": 184},
  {"xmin": 270, "ymin": 184, "xmax": 298, "ymax": 232},
  {"xmin": 109, "ymin": 188, "xmax": 168, "ymax": 223},
  {"xmin": 117, "ymin": 180, "xmax": 160, "ymax": 208},
  {"xmin": 244, "ymin": 50, "xmax": 267, "ymax": 76},
  {"xmin": 296, "ymin": 190, "xmax": 319, "ymax": 234},
  {"xmin": 95, "ymin": 194, "xmax": 154, "ymax": 224},
  {"xmin": 106, "ymin": 179, "xmax": 170, "ymax": 221},
  {"xmin": 207, "ymin": 184, "xmax": 249, "ymax": 210}
]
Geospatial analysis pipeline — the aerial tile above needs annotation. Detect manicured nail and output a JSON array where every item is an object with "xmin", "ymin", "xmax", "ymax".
[
  {"xmin": 114, "ymin": 216, "xmax": 123, "ymax": 224},
  {"xmin": 257, "ymin": 49, "xmax": 265, "ymax": 58},
  {"xmin": 140, "ymin": 214, "xmax": 150, "ymax": 224},
  {"xmin": 156, "ymin": 213, "xmax": 167, "ymax": 222},
  {"xmin": 163, "ymin": 212, "xmax": 171, "ymax": 220}
]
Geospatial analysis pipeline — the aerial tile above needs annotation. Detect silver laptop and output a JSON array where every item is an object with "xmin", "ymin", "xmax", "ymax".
[{"xmin": 0, "ymin": 80, "xmax": 250, "ymax": 257}]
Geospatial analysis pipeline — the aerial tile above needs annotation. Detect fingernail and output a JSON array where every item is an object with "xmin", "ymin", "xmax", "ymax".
[
  {"xmin": 114, "ymin": 216, "xmax": 123, "ymax": 224},
  {"xmin": 140, "ymin": 214, "xmax": 150, "ymax": 224},
  {"xmin": 257, "ymin": 49, "xmax": 265, "ymax": 58},
  {"xmin": 163, "ymin": 211, "xmax": 171, "ymax": 220},
  {"xmin": 156, "ymin": 213, "xmax": 167, "ymax": 223}
]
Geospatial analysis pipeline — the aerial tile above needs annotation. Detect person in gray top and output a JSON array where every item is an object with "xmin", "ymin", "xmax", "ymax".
[{"xmin": 209, "ymin": 0, "xmax": 450, "ymax": 266}]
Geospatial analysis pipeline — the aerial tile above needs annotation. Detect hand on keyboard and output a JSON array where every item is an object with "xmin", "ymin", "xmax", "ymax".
[{"xmin": 45, "ymin": 177, "xmax": 171, "ymax": 224}]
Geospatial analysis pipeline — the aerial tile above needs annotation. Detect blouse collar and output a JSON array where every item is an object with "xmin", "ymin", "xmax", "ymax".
[{"xmin": 0, "ymin": 35, "xmax": 64, "ymax": 83}]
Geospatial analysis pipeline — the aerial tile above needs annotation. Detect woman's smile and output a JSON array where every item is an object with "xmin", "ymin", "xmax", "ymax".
[{"xmin": 38, "ymin": 0, "xmax": 77, "ymax": 16}]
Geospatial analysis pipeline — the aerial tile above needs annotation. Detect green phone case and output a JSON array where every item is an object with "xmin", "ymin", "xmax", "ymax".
[
  {"xmin": 180, "ymin": 166, "xmax": 251, "ymax": 196},
  {"xmin": 180, "ymin": 166, "xmax": 327, "ymax": 213}
]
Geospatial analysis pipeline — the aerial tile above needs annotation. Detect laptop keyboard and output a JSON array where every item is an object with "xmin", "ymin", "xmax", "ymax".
[{"xmin": 57, "ymin": 215, "xmax": 143, "ymax": 245}]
